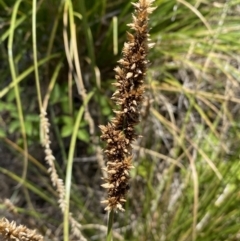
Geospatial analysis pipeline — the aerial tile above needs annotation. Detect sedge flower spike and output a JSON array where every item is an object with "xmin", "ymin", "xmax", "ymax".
[{"xmin": 100, "ymin": 0, "xmax": 155, "ymax": 211}]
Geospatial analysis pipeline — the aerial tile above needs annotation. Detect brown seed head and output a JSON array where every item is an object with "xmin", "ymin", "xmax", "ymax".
[
  {"xmin": 0, "ymin": 218, "xmax": 44, "ymax": 241},
  {"xmin": 100, "ymin": 0, "xmax": 155, "ymax": 211}
]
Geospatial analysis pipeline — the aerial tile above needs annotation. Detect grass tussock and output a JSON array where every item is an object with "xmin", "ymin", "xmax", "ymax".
[{"xmin": 0, "ymin": 0, "xmax": 240, "ymax": 241}]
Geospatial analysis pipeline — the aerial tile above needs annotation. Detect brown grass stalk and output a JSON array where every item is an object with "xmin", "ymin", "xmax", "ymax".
[{"xmin": 100, "ymin": 0, "xmax": 155, "ymax": 211}]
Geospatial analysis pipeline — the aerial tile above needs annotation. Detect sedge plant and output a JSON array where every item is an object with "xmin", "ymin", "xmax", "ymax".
[
  {"xmin": 1, "ymin": 0, "xmax": 240, "ymax": 241},
  {"xmin": 99, "ymin": 0, "xmax": 155, "ymax": 240}
]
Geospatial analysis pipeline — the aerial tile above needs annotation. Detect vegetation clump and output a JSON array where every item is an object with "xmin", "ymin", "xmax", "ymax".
[{"xmin": 0, "ymin": 0, "xmax": 240, "ymax": 241}]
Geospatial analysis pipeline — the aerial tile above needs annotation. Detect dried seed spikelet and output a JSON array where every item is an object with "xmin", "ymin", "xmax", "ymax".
[
  {"xmin": 100, "ymin": 0, "xmax": 155, "ymax": 211},
  {"xmin": 40, "ymin": 109, "xmax": 86, "ymax": 241},
  {"xmin": 0, "ymin": 218, "xmax": 44, "ymax": 241}
]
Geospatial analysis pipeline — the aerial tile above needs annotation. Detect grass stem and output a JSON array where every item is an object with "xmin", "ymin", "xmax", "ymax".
[{"xmin": 106, "ymin": 210, "xmax": 114, "ymax": 241}]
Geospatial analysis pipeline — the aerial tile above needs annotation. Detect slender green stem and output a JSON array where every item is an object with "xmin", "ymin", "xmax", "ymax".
[
  {"xmin": 106, "ymin": 210, "xmax": 114, "ymax": 241},
  {"xmin": 32, "ymin": 0, "xmax": 42, "ymax": 110},
  {"xmin": 77, "ymin": 0, "xmax": 97, "ymax": 85},
  {"xmin": 46, "ymin": 0, "xmax": 65, "ymax": 57},
  {"xmin": 63, "ymin": 91, "xmax": 94, "ymax": 241},
  {"xmin": 8, "ymin": 0, "xmax": 28, "ymax": 188}
]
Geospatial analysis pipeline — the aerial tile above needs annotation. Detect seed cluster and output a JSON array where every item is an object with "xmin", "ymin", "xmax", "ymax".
[
  {"xmin": 100, "ymin": 0, "xmax": 155, "ymax": 211},
  {"xmin": 0, "ymin": 218, "xmax": 43, "ymax": 241}
]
